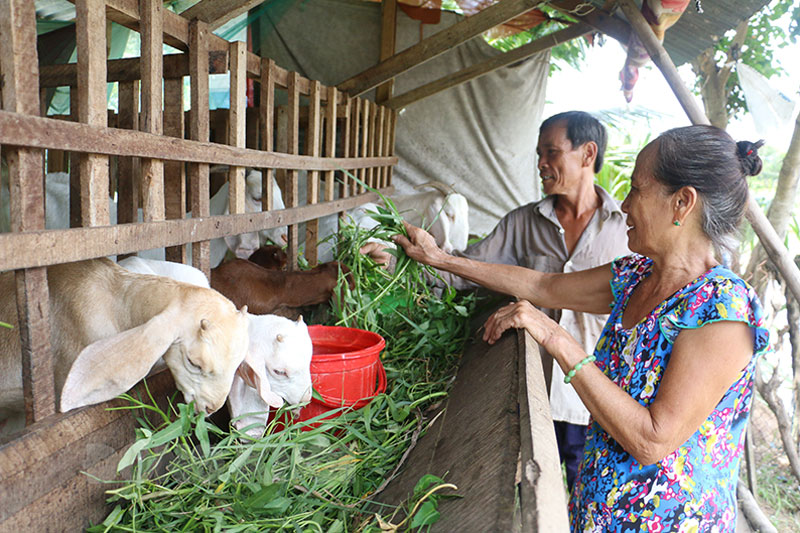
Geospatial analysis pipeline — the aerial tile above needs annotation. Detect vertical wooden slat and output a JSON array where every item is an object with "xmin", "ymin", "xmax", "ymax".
[
  {"xmin": 259, "ymin": 57, "xmax": 275, "ymax": 212},
  {"xmin": 117, "ymin": 80, "xmax": 140, "ymax": 225},
  {"xmin": 349, "ymin": 97, "xmax": 360, "ymax": 196},
  {"xmin": 340, "ymin": 97, "xmax": 352, "ymax": 198},
  {"xmin": 376, "ymin": 0, "xmax": 397, "ymax": 104},
  {"xmin": 0, "ymin": 0, "xmax": 55, "ymax": 422},
  {"xmin": 324, "ymin": 86, "xmax": 337, "ymax": 204},
  {"xmin": 360, "ymin": 99, "xmax": 370, "ymax": 191},
  {"xmin": 68, "ymin": 86, "xmax": 81, "ymax": 228},
  {"xmin": 388, "ymin": 108, "xmax": 397, "ymax": 186},
  {"xmin": 376, "ymin": 105, "xmax": 385, "ymax": 188},
  {"xmin": 76, "ymin": 0, "xmax": 110, "ymax": 227},
  {"xmin": 228, "ymin": 40, "xmax": 247, "ymax": 216},
  {"xmin": 305, "ymin": 80, "xmax": 322, "ymax": 264},
  {"xmin": 189, "ymin": 19, "xmax": 211, "ymax": 276},
  {"xmin": 139, "ymin": 0, "xmax": 165, "ymax": 222},
  {"xmin": 164, "ymin": 77, "xmax": 186, "ymax": 263},
  {"xmin": 286, "ymin": 72, "xmax": 300, "ymax": 269}
]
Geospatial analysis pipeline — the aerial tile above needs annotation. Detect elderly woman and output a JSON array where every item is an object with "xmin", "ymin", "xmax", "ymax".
[{"xmin": 393, "ymin": 125, "xmax": 769, "ymax": 531}]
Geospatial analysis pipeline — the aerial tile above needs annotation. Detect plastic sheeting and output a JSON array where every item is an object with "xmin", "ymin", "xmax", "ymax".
[{"xmin": 255, "ymin": 0, "xmax": 550, "ymax": 236}]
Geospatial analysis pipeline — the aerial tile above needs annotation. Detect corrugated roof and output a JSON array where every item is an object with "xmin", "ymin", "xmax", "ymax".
[{"xmin": 585, "ymin": 0, "xmax": 772, "ymax": 66}]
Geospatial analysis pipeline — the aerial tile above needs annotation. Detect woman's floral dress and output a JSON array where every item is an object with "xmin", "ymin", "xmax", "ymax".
[{"xmin": 568, "ymin": 254, "xmax": 770, "ymax": 533}]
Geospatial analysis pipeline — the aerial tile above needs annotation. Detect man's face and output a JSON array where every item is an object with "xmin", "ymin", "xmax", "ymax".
[{"xmin": 536, "ymin": 121, "xmax": 586, "ymax": 196}]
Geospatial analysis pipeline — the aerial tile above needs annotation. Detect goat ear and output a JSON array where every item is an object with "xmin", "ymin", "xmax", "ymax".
[
  {"xmin": 239, "ymin": 305, "xmax": 248, "ymax": 315},
  {"xmin": 60, "ymin": 309, "xmax": 179, "ymax": 413},
  {"xmin": 238, "ymin": 352, "xmax": 284, "ymax": 408},
  {"xmin": 296, "ymin": 314, "xmax": 304, "ymax": 324}
]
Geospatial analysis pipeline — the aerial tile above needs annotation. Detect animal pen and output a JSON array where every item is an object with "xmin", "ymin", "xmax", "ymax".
[{"xmin": 2, "ymin": 0, "xmax": 800, "ymax": 531}]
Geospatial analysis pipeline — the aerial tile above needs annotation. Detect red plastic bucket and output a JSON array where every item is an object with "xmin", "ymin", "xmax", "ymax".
[{"xmin": 282, "ymin": 325, "xmax": 387, "ymax": 430}]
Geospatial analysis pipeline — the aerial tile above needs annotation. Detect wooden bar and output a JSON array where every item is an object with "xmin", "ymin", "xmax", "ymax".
[
  {"xmin": 376, "ymin": 105, "xmax": 385, "ymax": 188},
  {"xmin": 359, "ymin": 99, "xmax": 370, "ymax": 192},
  {"xmin": 0, "ymin": 111, "xmax": 396, "ymax": 171},
  {"xmin": 260, "ymin": 58, "xmax": 276, "ymax": 212},
  {"xmin": 375, "ymin": 0, "xmax": 397, "ymax": 104},
  {"xmin": 188, "ymin": 19, "xmax": 211, "ymax": 275},
  {"xmin": 337, "ymin": 0, "xmax": 542, "ymax": 96},
  {"xmin": 340, "ymin": 97, "xmax": 352, "ymax": 197},
  {"xmin": 324, "ymin": 86, "xmax": 337, "ymax": 204},
  {"xmin": 163, "ymin": 77, "xmax": 187, "ymax": 263},
  {"xmin": 387, "ymin": 109, "xmax": 396, "ymax": 186},
  {"xmin": 181, "ymin": 0, "xmax": 268, "ymax": 30},
  {"xmin": 305, "ymin": 80, "xmax": 322, "ymax": 264},
  {"xmin": 116, "ymin": 80, "xmax": 140, "ymax": 225},
  {"xmin": 228, "ymin": 40, "xmax": 247, "ymax": 216},
  {"xmin": 68, "ymin": 87, "xmax": 81, "ymax": 228},
  {"xmin": 76, "ymin": 0, "xmax": 111, "ymax": 227},
  {"xmin": 286, "ymin": 72, "xmax": 300, "ymax": 269},
  {"xmin": 0, "ymin": 0, "xmax": 56, "ymax": 424},
  {"xmin": 139, "ymin": 0, "xmax": 165, "ymax": 222}
]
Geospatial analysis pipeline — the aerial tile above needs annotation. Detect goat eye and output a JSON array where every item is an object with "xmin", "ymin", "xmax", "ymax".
[
  {"xmin": 187, "ymin": 358, "xmax": 203, "ymax": 372},
  {"xmin": 274, "ymin": 369, "xmax": 288, "ymax": 377}
]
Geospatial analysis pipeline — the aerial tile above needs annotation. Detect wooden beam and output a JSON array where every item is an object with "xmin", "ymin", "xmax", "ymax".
[
  {"xmin": 386, "ymin": 23, "xmax": 588, "ymax": 110},
  {"xmin": 139, "ymin": 0, "xmax": 165, "ymax": 222},
  {"xmin": 286, "ymin": 72, "xmax": 300, "ymax": 269},
  {"xmin": 337, "ymin": 0, "xmax": 543, "ymax": 97},
  {"xmin": 180, "ymin": 0, "xmax": 267, "ymax": 31},
  {"xmin": 189, "ymin": 19, "xmax": 212, "ymax": 275},
  {"xmin": 375, "ymin": 0, "xmax": 397, "ymax": 104},
  {"xmin": 618, "ymin": 0, "xmax": 800, "ymax": 303},
  {"xmin": 164, "ymin": 76, "xmax": 187, "ymax": 263},
  {"xmin": 0, "ymin": 110, "xmax": 397, "ymax": 171},
  {"xmin": 259, "ymin": 57, "xmax": 276, "ymax": 212},
  {"xmin": 0, "ymin": 0, "xmax": 55, "ymax": 424},
  {"xmin": 548, "ymin": 0, "xmax": 630, "ymax": 44},
  {"xmin": 228, "ymin": 40, "xmax": 247, "ymax": 216},
  {"xmin": 305, "ymin": 80, "xmax": 322, "ymax": 264}
]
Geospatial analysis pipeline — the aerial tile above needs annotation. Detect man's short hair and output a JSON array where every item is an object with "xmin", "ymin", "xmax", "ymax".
[{"xmin": 540, "ymin": 111, "xmax": 608, "ymax": 173}]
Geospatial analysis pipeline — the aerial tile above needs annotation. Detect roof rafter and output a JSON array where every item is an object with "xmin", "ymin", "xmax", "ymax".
[{"xmin": 179, "ymin": 0, "xmax": 268, "ymax": 30}]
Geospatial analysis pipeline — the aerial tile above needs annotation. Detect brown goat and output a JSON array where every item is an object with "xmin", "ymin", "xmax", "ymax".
[
  {"xmin": 248, "ymin": 244, "xmax": 288, "ymax": 270},
  {"xmin": 210, "ymin": 259, "xmax": 353, "ymax": 315}
]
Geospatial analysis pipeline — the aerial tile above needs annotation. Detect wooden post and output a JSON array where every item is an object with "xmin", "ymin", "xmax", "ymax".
[
  {"xmin": 228, "ymin": 40, "xmax": 247, "ymax": 219},
  {"xmin": 117, "ymin": 80, "xmax": 140, "ymax": 225},
  {"xmin": 286, "ymin": 72, "xmax": 300, "ymax": 269},
  {"xmin": 388, "ymin": 109, "xmax": 396, "ymax": 186},
  {"xmin": 259, "ymin": 58, "xmax": 276, "ymax": 214},
  {"xmin": 375, "ymin": 0, "xmax": 397, "ymax": 104},
  {"xmin": 68, "ymin": 86, "xmax": 81, "ymax": 228},
  {"xmin": 164, "ymin": 77, "xmax": 187, "ymax": 263},
  {"xmin": 140, "ymin": 0, "xmax": 165, "ymax": 222},
  {"xmin": 376, "ymin": 105, "xmax": 386, "ymax": 188},
  {"xmin": 618, "ymin": 0, "xmax": 800, "ymax": 304},
  {"xmin": 348, "ymin": 97, "xmax": 359, "ymax": 196},
  {"xmin": 305, "ymin": 80, "xmax": 322, "ymax": 264},
  {"xmin": 76, "ymin": 0, "xmax": 111, "ymax": 227},
  {"xmin": 0, "ymin": 0, "xmax": 55, "ymax": 423},
  {"xmin": 189, "ymin": 19, "xmax": 211, "ymax": 276},
  {"xmin": 324, "ymin": 86, "xmax": 338, "ymax": 205},
  {"xmin": 367, "ymin": 101, "xmax": 377, "ymax": 189},
  {"xmin": 359, "ymin": 99, "xmax": 370, "ymax": 192}
]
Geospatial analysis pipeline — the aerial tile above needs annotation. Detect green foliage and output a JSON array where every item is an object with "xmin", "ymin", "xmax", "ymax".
[
  {"xmin": 88, "ymin": 183, "xmax": 477, "ymax": 531},
  {"xmin": 699, "ymin": 0, "xmax": 797, "ymax": 119}
]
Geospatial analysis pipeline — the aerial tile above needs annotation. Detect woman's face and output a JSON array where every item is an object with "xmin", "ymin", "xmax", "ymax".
[{"xmin": 621, "ymin": 142, "xmax": 675, "ymax": 256}]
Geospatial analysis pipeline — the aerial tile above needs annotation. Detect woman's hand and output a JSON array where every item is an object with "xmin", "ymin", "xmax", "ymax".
[
  {"xmin": 393, "ymin": 221, "xmax": 448, "ymax": 266},
  {"xmin": 359, "ymin": 241, "xmax": 393, "ymax": 267},
  {"xmin": 483, "ymin": 300, "xmax": 561, "ymax": 349}
]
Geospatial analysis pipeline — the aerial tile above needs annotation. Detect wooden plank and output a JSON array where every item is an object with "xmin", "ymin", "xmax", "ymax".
[
  {"xmin": 139, "ymin": 0, "xmax": 165, "ymax": 222},
  {"xmin": 387, "ymin": 109, "xmax": 396, "ymax": 186},
  {"xmin": 0, "ymin": 0, "xmax": 55, "ymax": 424},
  {"xmin": 0, "ymin": 111, "xmax": 397, "ymax": 170},
  {"xmin": 68, "ymin": 86, "xmax": 81, "ymax": 228},
  {"xmin": 385, "ymin": 23, "xmax": 590, "ymax": 110},
  {"xmin": 189, "ymin": 19, "xmax": 211, "ymax": 275},
  {"xmin": 345, "ymin": 97, "xmax": 357, "ymax": 197},
  {"xmin": 324, "ymin": 86, "xmax": 337, "ymax": 204},
  {"xmin": 228, "ymin": 40, "xmax": 247, "ymax": 216},
  {"xmin": 336, "ymin": 0, "xmax": 543, "ymax": 96},
  {"xmin": 548, "ymin": 0, "xmax": 631, "ymax": 44},
  {"xmin": 39, "ymin": 51, "xmax": 228, "ymax": 88},
  {"xmin": 367, "ymin": 102, "xmax": 378, "ymax": 188},
  {"xmin": 375, "ymin": 0, "xmax": 397, "ymax": 104},
  {"xmin": 286, "ymin": 72, "xmax": 300, "ymax": 269},
  {"xmin": 259, "ymin": 58, "xmax": 276, "ymax": 212},
  {"xmin": 376, "ymin": 105, "xmax": 386, "ymax": 188},
  {"xmin": 76, "ymin": 0, "xmax": 111, "ymax": 227},
  {"xmin": 305, "ymin": 80, "xmax": 322, "ymax": 264},
  {"xmin": 116, "ymin": 80, "xmax": 140, "ymax": 225},
  {"xmin": 164, "ymin": 77, "xmax": 187, "ymax": 263},
  {"xmin": 0, "ymin": 192, "xmax": 387, "ymax": 271},
  {"xmin": 180, "ymin": 0, "xmax": 268, "ymax": 31},
  {"xmin": 359, "ymin": 99, "xmax": 370, "ymax": 192}
]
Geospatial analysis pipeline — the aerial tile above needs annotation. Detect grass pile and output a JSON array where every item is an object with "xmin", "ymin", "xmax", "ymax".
[{"xmin": 88, "ymin": 198, "xmax": 480, "ymax": 532}]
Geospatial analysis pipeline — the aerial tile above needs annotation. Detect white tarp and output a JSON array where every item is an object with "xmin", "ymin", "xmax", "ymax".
[
  {"xmin": 737, "ymin": 62, "xmax": 797, "ymax": 142},
  {"xmin": 256, "ymin": 0, "xmax": 550, "ymax": 235}
]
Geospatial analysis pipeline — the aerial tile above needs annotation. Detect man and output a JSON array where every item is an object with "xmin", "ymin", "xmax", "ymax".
[{"xmin": 366, "ymin": 111, "xmax": 629, "ymax": 491}]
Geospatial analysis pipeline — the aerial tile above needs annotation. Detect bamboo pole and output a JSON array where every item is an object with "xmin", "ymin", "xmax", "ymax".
[{"xmin": 618, "ymin": 0, "xmax": 800, "ymax": 304}]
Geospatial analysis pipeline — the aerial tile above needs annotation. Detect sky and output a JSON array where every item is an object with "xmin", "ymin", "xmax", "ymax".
[{"xmin": 542, "ymin": 23, "xmax": 800, "ymax": 154}]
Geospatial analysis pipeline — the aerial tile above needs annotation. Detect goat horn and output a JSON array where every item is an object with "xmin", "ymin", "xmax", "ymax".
[
  {"xmin": 413, "ymin": 181, "xmax": 455, "ymax": 195},
  {"xmin": 276, "ymin": 334, "xmax": 284, "ymax": 342},
  {"xmin": 200, "ymin": 318, "xmax": 210, "ymax": 331},
  {"xmin": 297, "ymin": 314, "xmax": 304, "ymax": 324}
]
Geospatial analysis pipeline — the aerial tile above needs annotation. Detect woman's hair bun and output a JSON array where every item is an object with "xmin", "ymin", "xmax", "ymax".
[{"xmin": 736, "ymin": 139, "xmax": 765, "ymax": 177}]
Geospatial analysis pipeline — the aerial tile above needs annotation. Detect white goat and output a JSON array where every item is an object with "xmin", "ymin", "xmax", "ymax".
[
  {"xmin": 116, "ymin": 256, "xmax": 312, "ymax": 437},
  {"xmin": 0, "ymin": 258, "xmax": 250, "ymax": 435},
  {"xmin": 390, "ymin": 182, "xmax": 469, "ymax": 254},
  {"xmin": 0, "ymin": 170, "xmax": 288, "ymax": 268}
]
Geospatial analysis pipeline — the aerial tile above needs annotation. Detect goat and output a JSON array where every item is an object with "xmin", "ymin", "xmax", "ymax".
[
  {"xmin": 389, "ymin": 182, "xmax": 469, "ymax": 254},
  {"xmin": 0, "ymin": 258, "xmax": 250, "ymax": 435},
  {"xmin": 247, "ymin": 244, "xmax": 288, "ymax": 270},
  {"xmin": 210, "ymin": 259, "xmax": 353, "ymax": 316},
  {"xmin": 116, "ymin": 257, "xmax": 312, "ymax": 436}
]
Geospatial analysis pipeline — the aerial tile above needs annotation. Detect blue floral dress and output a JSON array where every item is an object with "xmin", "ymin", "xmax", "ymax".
[{"xmin": 568, "ymin": 254, "xmax": 770, "ymax": 533}]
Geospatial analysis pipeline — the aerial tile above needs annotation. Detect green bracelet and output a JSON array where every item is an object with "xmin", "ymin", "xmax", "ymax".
[{"xmin": 563, "ymin": 355, "xmax": 596, "ymax": 384}]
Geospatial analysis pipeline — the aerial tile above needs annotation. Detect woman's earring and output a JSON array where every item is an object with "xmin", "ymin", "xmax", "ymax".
[{"xmin": 673, "ymin": 220, "xmax": 681, "ymax": 227}]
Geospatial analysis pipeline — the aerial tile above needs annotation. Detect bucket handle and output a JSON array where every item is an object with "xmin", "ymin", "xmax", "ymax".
[{"xmin": 315, "ymin": 361, "xmax": 387, "ymax": 409}]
